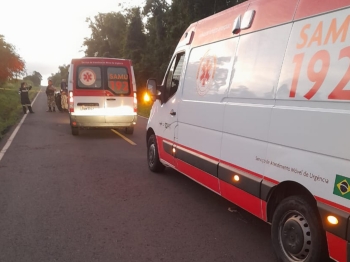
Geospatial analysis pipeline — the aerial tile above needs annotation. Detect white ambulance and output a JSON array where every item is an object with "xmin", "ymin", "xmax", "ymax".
[
  {"xmin": 67, "ymin": 57, "xmax": 137, "ymax": 135},
  {"xmin": 145, "ymin": 0, "xmax": 350, "ymax": 261}
]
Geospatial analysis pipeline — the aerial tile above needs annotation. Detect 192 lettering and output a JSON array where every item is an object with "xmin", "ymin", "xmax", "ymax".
[
  {"xmin": 290, "ymin": 46, "xmax": 350, "ymax": 100},
  {"xmin": 109, "ymin": 81, "xmax": 129, "ymax": 92}
]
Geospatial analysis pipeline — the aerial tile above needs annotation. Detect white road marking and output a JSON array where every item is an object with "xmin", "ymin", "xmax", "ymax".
[{"xmin": 0, "ymin": 87, "xmax": 41, "ymax": 162}]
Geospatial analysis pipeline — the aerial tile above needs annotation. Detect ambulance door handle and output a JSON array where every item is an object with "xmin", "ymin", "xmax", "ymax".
[
  {"xmin": 107, "ymin": 98, "xmax": 116, "ymax": 101},
  {"xmin": 170, "ymin": 110, "xmax": 176, "ymax": 116}
]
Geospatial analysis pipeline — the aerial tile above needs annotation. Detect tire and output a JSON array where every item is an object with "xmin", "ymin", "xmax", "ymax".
[
  {"xmin": 147, "ymin": 134, "xmax": 165, "ymax": 172},
  {"xmin": 71, "ymin": 127, "xmax": 79, "ymax": 136},
  {"xmin": 271, "ymin": 196, "xmax": 328, "ymax": 262},
  {"xmin": 125, "ymin": 126, "xmax": 134, "ymax": 135},
  {"xmin": 55, "ymin": 94, "xmax": 62, "ymax": 111}
]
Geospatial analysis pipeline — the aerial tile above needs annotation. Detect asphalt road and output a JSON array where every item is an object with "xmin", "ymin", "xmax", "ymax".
[{"xmin": 0, "ymin": 89, "xmax": 277, "ymax": 262}]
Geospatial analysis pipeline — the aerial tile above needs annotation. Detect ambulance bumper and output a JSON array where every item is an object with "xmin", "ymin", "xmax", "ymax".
[{"xmin": 70, "ymin": 115, "xmax": 137, "ymax": 128}]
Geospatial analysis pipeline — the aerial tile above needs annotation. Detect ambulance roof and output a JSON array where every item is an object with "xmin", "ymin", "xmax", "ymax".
[{"xmin": 178, "ymin": 0, "xmax": 350, "ymax": 49}]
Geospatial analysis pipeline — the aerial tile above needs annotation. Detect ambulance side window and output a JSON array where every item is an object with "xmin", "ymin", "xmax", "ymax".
[{"xmin": 163, "ymin": 52, "xmax": 185, "ymax": 103}]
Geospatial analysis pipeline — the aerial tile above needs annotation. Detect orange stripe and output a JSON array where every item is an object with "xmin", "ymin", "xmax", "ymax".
[
  {"xmin": 191, "ymin": 2, "xmax": 249, "ymax": 48},
  {"xmin": 178, "ymin": 23, "xmax": 197, "ymax": 44},
  {"xmin": 188, "ymin": 0, "xmax": 350, "ymax": 50},
  {"xmin": 294, "ymin": 0, "xmax": 350, "ymax": 20},
  {"xmin": 242, "ymin": 0, "xmax": 299, "ymax": 34}
]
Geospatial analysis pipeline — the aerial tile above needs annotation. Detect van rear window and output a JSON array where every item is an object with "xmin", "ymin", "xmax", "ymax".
[
  {"xmin": 77, "ymin": 66, "xmax": 102, "ymax": 89},
  {"xmin": 107, "ymin": 67, "xmax": 129, "ymax": 95}
]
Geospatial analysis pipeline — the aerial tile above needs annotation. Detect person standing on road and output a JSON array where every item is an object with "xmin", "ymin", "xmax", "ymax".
[
  {"xmin": 61, "ymin": 90, "xmax": 68, "ymax": 112},
  {"xmin": 60, "ymin": 79, "xmax": 67, "ymax": 92},
  {"xmin": 46, "ymin": 79, "xmax": 56, "ymax": 112},
  {"xmin": 60, "ymin": 79, "xmax": 68, "ymax": 112},
  {"xmin": 19, "ymin": 82, "xmax": 34, "ymax": 114}
]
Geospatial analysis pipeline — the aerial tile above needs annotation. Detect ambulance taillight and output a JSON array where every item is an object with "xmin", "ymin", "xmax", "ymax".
[
  {"xmin": 69, "ymin": 91, "xmax": 74, "ymax": 113},
  {"xmin": 134, "ymin": 92, "xmax": 137, "ymax": 113}
]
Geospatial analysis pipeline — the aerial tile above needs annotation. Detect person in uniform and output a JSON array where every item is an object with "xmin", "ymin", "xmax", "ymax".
[
  {"xmin": 19, "ymin": 82, "xmax": 34, "ymax": 114},
  {"xmin": 46, "ymin": 79, "xmax": 56, "ymax": 112},
  {"xmin": 61, "ymin": 90, "xmax": 68, "ymax": 112},
  {"xmin": 60, "ymin": 79, "xmax": 68, "ymax": 112},
  {"xmin": 60, "ymin": 79, "xmax": 67, "ymax": 92}
]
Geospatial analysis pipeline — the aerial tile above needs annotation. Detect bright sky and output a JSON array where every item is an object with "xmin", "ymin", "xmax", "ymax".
[{"xmin": 0, "ymin": 0, "xmax": 148, "ymax": 82}]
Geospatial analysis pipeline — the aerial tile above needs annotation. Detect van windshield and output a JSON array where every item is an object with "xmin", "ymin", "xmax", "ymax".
[
  {"xmin": 77, "ymin": 66, "xmax": 102, "ymax": 89},
  {"xmin": 107, "ymin": 67, "xmax": 130, "ymax": 95}
]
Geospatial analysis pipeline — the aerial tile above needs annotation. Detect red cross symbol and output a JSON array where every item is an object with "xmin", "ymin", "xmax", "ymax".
[
  {"xmin": 199, "ymin": 59, "xmax": 212, "ymax": 86},
  {"xmin": 83, "ymin": 72, "xmax": 92, "ymax": 82}
]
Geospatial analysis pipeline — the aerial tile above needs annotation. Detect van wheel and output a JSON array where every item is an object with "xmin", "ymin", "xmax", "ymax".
[
  {"xmin": 147, "ymin": 134, "xmax": 165, "ymax": 173},
  {"xmin": 271, "ymin": 196, "xmax": 328, "ymax": 262},
  {"xmin": 125, "ymin": 126, "xmax": 134, "ymax": 135},
  {"xmin": 71, "ymin": 127, "xmax": 79, "ymax": 136}
]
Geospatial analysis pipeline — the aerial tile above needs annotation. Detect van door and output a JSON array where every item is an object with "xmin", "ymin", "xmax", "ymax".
[
  {"xmin": 73, "ymin": 65, "xmax": 106, "ymax": 123},
  {"xmin": 157, "ymin": 52, "xmax": 186, "ymax": 167},
  {"xmin": 105, "ymin": 66, "xmax": 134, "ymax": 124}
]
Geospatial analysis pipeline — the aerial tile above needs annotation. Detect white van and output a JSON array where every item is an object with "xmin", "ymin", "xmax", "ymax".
[
  {"xmin": 145, "ymin": 0, "xmax": 350, "ymax": 261},
  {"xmin": 67, "ymin": 57, "xmax": 137, "ymax": 135}
]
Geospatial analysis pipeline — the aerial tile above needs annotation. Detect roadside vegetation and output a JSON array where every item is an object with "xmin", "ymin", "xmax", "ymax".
[
  {"xmin": 50, "ymin": 0, "xmax": 246, "ymax": 117},
  {"xmin": 0, "ymin": 81, "xmax": 39, "ymax": 138},
  {"xmin": 0, "ymin": 35, "xmax": 42, "ymax": 138},
  {"xmin": 138, "ymin": 101, "xmax": 152, "ymax": 118}
]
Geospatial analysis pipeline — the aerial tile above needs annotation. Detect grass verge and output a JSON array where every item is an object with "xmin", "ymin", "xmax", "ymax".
[
  {"xmin": 0, "ymin": 80, "xmax": 40, "ymax": 139},
  {"xmin": 138, "ymin": 101, "xmax": 152, "ymax": 118}
]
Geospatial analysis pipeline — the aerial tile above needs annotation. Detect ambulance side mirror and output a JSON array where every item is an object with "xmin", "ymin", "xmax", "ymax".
[{"xmin": 147, "ymin": 78, "xmax": 161, "ymax": 102}]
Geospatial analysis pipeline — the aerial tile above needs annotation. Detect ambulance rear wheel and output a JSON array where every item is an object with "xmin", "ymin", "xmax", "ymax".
[
  {"xmin": 71, "ymin": 127, "xmax": 79, "ymax": 136},
  {"xmin": 271, "ymin": 196, "xmax": 328, "ymax": 262},
  {"xmin": 125, "ymin": 126, "xmax": 134, "ymax": 135},
  {"xmin": 147, "ymin": 134, "xmax": 165, "ymax": 173}
]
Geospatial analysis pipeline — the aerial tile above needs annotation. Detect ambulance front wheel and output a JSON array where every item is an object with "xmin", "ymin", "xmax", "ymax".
[
  {"xmin": 271, "ymin": 196, "xmax": 328, "ymax": 262},
  {"xmin": 147, "ymin": 134, "xmax": 165, "ymax": 173},
  {"xmin": 71, "ymin": 127, "xmax": 79, "ymax": 136}
]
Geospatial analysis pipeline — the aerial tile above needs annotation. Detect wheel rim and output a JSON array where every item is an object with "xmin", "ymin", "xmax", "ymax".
[
  {"xmin": 279, "ymin": 211, "xmax": 312, "ymax": 261},
  {"xmin": 148, "ymin": 143, "xmax": 156, "ymax": 168}
]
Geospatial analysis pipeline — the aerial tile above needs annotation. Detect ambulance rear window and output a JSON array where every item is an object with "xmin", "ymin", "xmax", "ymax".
[
  {"xmin": 107, "ymin": 67, "xmax": 130, "ymax": 95},
  {"xmin": 77, "ymin": 66, "xmax": 102, "ymax": 89}
]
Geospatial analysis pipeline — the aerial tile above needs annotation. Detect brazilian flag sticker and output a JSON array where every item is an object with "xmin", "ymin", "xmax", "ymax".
[{"xmin": 333, "ymin": 174, "xmax": 350, "ymax": 200}]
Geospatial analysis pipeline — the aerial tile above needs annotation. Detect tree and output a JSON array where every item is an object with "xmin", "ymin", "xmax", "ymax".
[
  {"xmin": 0, "ymin": 35, "xmax": 25, "ymax": 84},
  {"xmin": 50, "ymin": 64, "xmax": 70, "ymax": 87},
  {"xmin": 83, "ymin": 12, "xmax": 127, "ymax": 58},
  {"xmin": 23, "ymin": 71, "xmax": 43, "ymax": 86},
  {"xmin": 81, "ymin": 0, "xmax": 247, "ymax": 93},
  {"xmin": 58, "ymin": 65, "xmax": 69, "ymax": 82},
  {"xmin": 142, "ymin": 0, "xmax": 171, "ymax": 82},
  {"xmin": 33, "ymin": 71, "xmax": 42, "ymax": 84},
  {"xmin": 124, "ymin": 7, "xmax": 146, "ymax": 86}
]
